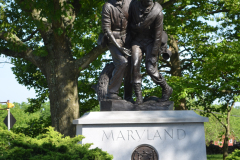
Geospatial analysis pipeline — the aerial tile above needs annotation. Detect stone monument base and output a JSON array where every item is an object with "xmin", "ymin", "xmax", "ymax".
[
  {"xmin": 73, "ymin": 111, "xmax": 208, "ymax": 160},
  {"xmin": 100, "ymin": 97, "xmax": 174, "ymax": 111}
]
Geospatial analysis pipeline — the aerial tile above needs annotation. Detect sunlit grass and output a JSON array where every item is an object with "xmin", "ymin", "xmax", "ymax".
[{"xmin": 207, "ymin": 154, "xmax": 223, "ymax": 160}]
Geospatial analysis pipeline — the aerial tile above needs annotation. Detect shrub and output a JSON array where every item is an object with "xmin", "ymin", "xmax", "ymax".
[
  {"xmin": 0, "ymin": 127, "xmax": 113, "ymax": 160},
  {"xmin": 12, "ymin": 115, "xmax": 51, "ymax": 138},
  {"xmin": 226, "ymin": 149, "xmax": 240, "ymax": 160}
]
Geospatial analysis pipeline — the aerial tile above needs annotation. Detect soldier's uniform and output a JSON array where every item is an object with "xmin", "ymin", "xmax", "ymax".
[
  {"xmin": 130, "ymin": 1, "xmax": 172, "ymax": 103},
  {"xmin": 101, "ymin": 0, "xmax": 133, "ymax": 100}
]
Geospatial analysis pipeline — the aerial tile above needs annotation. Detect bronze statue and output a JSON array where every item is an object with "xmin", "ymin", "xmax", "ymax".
[
  {"xmin": 130, "ymin": 0, "xmax": 172, "ymax": 104},
  {"xmin": 100, "ymin": 0, "xmax": 134, "ymax": 102},
  {"xmin": 94, "ymin": 0, "xmax": 173, "ymax": 110}
]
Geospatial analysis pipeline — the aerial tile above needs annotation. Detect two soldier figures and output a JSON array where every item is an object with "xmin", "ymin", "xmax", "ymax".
[{"xmin": 98, "ymin": 0, "xmax": 173, "ymax": 105}]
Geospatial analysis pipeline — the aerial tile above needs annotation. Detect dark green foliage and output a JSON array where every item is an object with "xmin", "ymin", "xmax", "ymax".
[
  {"xmin": 11, "ymin": 58, "xmax": 49, "ymax": 113},
  {"xmin": 0, "ymin": 127, "xmax": 113, "ymax": 160},
  {"xmin": 78, "ymin": 56, "xmax": 104, "ymax": 116},
  {"xmin": 226, "ymin": 149, "xmax": 240, "ymax": 160},
  {"xmin": 0, "ymin": 0, "xmax": 106, "ymax": 117},
  {"xmin": 0, "ymin": 102, "xmax": 51, "ymax": 138},
  {"xmin": 12, "ymin": 115, "xmax": 51, "ymax": 138},
  {"xmin": 194, "ymin": 105, "xmax": 240, "ymax": 144}
]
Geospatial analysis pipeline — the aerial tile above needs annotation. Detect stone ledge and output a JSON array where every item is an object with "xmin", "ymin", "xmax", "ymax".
[{"xmin": 73, "ymin": 110, "xmax": 209, "ymax": 125}]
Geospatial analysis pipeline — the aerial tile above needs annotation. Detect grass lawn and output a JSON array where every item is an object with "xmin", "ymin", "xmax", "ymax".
[{"xmin": 207, "ymin": 154, "xmax": 223, "ymax": 160}]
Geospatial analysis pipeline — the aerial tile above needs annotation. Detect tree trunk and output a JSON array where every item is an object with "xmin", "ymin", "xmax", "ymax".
[
  {"xmin": 45, "ymin": 58, "xmax": 79, "ymax": 137},
  {"xmin": 169, "ymin": 35, "xmax": 181, "ymax": 77},
  {"xmin": 169, "ymin": 35, "xmax": 186, "ymax": 110},
  {"xmin": 223, "ymin": 131, "xmax": 229, "ymax": 160},
  {"xmin": 223, "ymin": 111, "xmax": 230, "ymax": 160},
  {"xmin": 34, "ymin": 21, "xmax": 82, "ymax": 137}
]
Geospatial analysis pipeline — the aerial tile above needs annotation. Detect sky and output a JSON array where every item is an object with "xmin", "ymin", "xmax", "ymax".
[{"xmin": 0, "ymin": 58, "xmax": 36, "ymax": 103}]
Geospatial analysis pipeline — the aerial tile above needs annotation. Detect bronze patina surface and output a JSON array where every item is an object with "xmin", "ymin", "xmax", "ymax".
[
  {"xmin": 94, "ymin": 0, "xmax": 173, "ymax": 108},
  {"xmin": 131, "ymin": 144, "xmax": 158, "ymax": 160}
]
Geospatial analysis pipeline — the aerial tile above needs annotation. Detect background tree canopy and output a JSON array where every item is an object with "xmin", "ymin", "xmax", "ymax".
[
  {"xmin": 0, "ymin": 102, "xmax": 51, "ymax": 137},
  {"xmin": 0, "ymin": 0, "xmax": 239, "ymax": 143}
]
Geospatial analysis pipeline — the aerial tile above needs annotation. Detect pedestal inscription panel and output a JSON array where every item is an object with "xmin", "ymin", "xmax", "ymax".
[{"xmin": 73, "ymin": 111, "xmax": 208, "ymax": 160}]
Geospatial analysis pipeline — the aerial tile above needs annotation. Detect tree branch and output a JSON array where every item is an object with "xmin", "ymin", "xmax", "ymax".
[
  {"xmin": 181, "ymin": 58, "xmax": 192, "ymax": 70},
  {"xmin": 56, "ymin": 0, "xmax": 77, "ymax": 29},
  {"xmin": 206, "ymin": 87, "xmax": 240, "ymax": 94},
  {"xmin": 221, "ymin": 73, "xmax": 230, "ymax": 82},
  {"xmin": 182, "ymin": 45, "xmax": 193, "ymax": 54},
  {"xmin": 220, "ymin": 90, "xmax": 240, "ymax": 94},
  {"xmin": 0, "ymin": 32, "xmax": 43, "ymax": 67},
  {"xmin": 181, "ymin": 59, "xmax": 192, "ymax": 64},
  {"xmin": 172, "ymin": 4, "xmax": 188, "ymax": 16},
  {"xmin": 0, "ymin": 32, "xmax": 22, "ymax": 46},
  {"xmin": 76, "ymin": 45, "xmax": 107, "ymax": 71},
  {"xmin": 22, "ymin": 29, "xmax": 39, "ymax": 42},
  {"xmin": 179, "ymin": 49, "xmax": 187, "ymax": 54},
  {"xmin": 181, "ymin": 63, "xmax": 192, "ymax": 70},
  {"xmin": 177, "ymin": 5, "xmax": 187, "ymax": 11},
  {"xmin": 228, "ymin": 102, "xmax": 235, "ymax": 113},
  {"xmin": 1, "ymin": 48, "xmax": 44, "ymax": 69},
  {"xmin": 159, "ymin": 64, "xmax": 169, "ymax": 68},
  {"xmin": 211, "ymin": 111, "xmax": 227, "ymax": 129},
  {"xmin": 15, "ymin": 0, "xmax": 51, "ymax": 33},
  {"xmin": 159, "ymin": 70, "xmax": 171, "ymax": 73},
  {"xmin": 208, "ymin": 9, "xmax": 230, "ymax": 14},
  {"xmin": 31, "ymin": 9, "xmax": 51, "ymax": 32},
  {"xmin": 196, "ymin": 93, "xmax": 227, "ymax": 129}
]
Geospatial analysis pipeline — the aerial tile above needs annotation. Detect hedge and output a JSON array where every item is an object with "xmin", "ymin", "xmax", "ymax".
[
  {"xmin": 226, "ymin": 149, "xmax": 240, "ymax": 160},
  {"xmin": 0, "ymin": 127, "xmax": 113, "ymax": 160}
]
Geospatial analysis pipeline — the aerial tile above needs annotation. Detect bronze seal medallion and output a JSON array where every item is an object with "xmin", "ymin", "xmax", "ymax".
[{"xmin": 131, "ymin": 144, "xmax": 158, "ymax": 160}]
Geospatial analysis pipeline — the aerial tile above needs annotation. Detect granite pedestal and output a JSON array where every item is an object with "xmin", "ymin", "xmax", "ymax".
[{"xmin": 73, "ymin": 111, "xmax": 208, "ymax": 160}]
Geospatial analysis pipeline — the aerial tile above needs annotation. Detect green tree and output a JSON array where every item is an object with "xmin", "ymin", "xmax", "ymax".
[
  {"xmin": 203, "ymin": 110, "xmax": 225, "ymax": 144},
  {"xmin": 194, "ymin": 105, "xmax": 240, "ymax": 145},
  {"xmin": 154, "ymin": 1, "xmax": 240, "ymax": 159},
  {"xmin": 0, "ymin": 102, "xmax": 39, "ymax": 130},
  {"xmin": 190, "ymin": 39, "xmax": 240, "ymax": 160},
  {"xmin": 0, "ymin": 0, "xmax": 106, "ymax": 137},
  {"xmin": 147, "ymin": 0, "xmax": 240, "ymax": 111},
  {"xmin": 154, "ymin": 2, "xmax": 240, "ymax": 159},
  {"xmin": 0, "ymin": 102, "xmax": 51, "ymax": 137},
  {"xmin": 231, "ymin": 106, "xmax": 240, "ymax": 141}
]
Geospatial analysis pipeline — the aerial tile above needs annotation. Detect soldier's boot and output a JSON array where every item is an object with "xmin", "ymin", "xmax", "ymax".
[
  {"xmin": 133, "ymin": 83, "xmax": 143, "ymax": 105},
  {"xmin": 157, "ymin": 78, "xmax": 173, "ymax": 102},
  {"xmin": 124, "ymin": 79, "xmax": 134, "ymax": 103},
  {"xmin": 124, "ymin": 89, "xmax": 134, "ymax": 103},
  {"xmin": 124, "ymin": 95, "xmax": 134, "ymax": 103}
]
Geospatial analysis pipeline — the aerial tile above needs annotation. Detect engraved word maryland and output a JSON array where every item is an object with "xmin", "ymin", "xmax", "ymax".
[{"xmin": 102, "ymin": 129, "xmax": 186, "ymax": 141}]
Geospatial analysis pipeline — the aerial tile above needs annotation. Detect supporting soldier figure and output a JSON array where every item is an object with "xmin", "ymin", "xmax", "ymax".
[
  {"xmin": 130, "ymin": 0, "xmax": 173, "ymax": 104},
  {"xmin": 101, "ymin": 0, "xmax": 134, "ymax": 101}
]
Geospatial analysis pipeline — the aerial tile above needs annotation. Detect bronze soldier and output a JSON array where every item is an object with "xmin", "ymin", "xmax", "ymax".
[
  {"xmin": 130, "ymin": 0, "xmax": 173, "ymax": 104},
  {"xmin": 101, "ymin": 0, "xmax": 133, "ymax": 101}
]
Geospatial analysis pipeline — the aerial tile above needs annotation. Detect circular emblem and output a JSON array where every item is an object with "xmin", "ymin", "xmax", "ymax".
[{"xmin": 131, "ymin": 144, "xmax": 158, "ymax": 160}]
